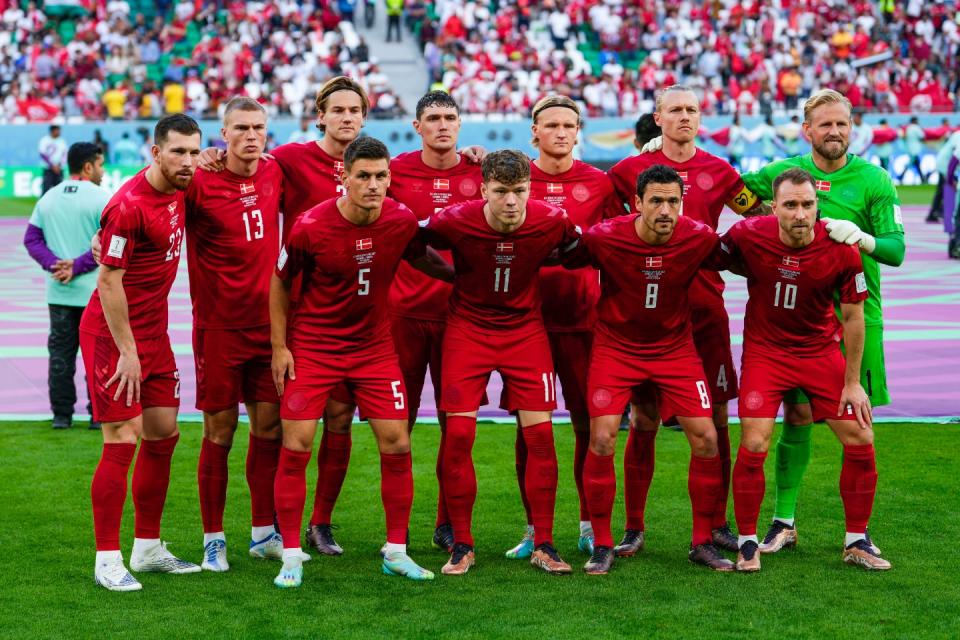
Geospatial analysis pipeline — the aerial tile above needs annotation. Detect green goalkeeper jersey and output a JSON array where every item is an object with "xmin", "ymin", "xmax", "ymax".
[{"xmin": 742, "ymin": 153, "xmax": 903, "ymax": 328}]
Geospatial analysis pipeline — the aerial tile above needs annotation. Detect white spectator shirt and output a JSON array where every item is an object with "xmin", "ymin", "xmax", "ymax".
[
  {"xmin": 849, "ymin": 122, "xmax": 874, "ymax": 157},
  {"xmin": 38, "ymin": 135, "xmax": 68, "ymax": 169}
]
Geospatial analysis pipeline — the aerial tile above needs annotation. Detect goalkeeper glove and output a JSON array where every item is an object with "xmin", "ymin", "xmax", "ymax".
[{"xmin": 823, "ymin": 217, "xmax": 876, "ymax": 253}]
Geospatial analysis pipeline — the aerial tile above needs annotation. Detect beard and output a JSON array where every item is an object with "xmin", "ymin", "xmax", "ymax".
[{"xmin": 813, "ymin": 137, "xmax": 848, "ymax": 161}]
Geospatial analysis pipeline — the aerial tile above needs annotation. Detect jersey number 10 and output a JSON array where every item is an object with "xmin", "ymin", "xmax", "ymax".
[{"xmin": 773, "ymin": 282, "xmax": 798, "ymax": 310}]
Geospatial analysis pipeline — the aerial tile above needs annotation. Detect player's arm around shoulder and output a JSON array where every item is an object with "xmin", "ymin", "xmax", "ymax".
[{"xmin": 863, "ymin": 168, "xmax": 906, "ymax": 267}]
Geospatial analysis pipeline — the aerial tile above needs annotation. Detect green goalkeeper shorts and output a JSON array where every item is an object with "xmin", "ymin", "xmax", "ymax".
[{"xmin": 783, "ymin": 324, "xmax": 890, "ymax": 408}]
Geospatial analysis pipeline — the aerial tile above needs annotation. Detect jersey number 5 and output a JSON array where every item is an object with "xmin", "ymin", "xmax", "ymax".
[{"xmin": 358, "ymin": 268, "xmax": 370, "ymax": 296}]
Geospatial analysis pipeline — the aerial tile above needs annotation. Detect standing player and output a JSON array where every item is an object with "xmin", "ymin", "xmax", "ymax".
[
  {"xmin": 270, "ymin": 137, "xmax": 450, "ymax": 588},
  {"xmin": 504, "ymin": 95, "xmax": 623, "ymax": 560},
  {"xmin": 722, "ymin": 168, "xmax": 889, "ymax": 571},
  {"xmin": 422, "ymin": 150, "xmax": 582, "ymax": 576},
  {"xmin": 741, "ymin": 89, "xmax": 904, "ymax": 554},
  {"xmin": 386, "ymin": 90, "xmax": 483, "ymax": 552},
  {"xmin": 80, "ymin": 114, "xmax": 202, "ymax": 591},
  {"xmin": 185, "ymin": 97, "xmax": 295, "ymax": 571},
  {"xmin": 580, "ymin": 165, "xmax": 732, "ymax": 575},
  {"xmin": 607, "ymin": 85, "xmax": 764, "ymax": 556}
]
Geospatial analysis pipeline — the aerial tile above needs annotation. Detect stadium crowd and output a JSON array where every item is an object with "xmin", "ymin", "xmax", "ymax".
[{"xmin": 1, "ymin": 1, "xmax": 959, "ymax": 122}]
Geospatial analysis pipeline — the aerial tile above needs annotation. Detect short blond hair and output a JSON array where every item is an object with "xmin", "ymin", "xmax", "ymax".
[
  {"xmin": 223, "ymin": 96, "xmax": 266, "ymax": 122},
  {"xmin": 802, "ymin": 89, "xmax": 852, "ymax": 123},
  {"xmin": 655, "ymin": 85, "xmax": 697, "ymax": 112},
  {"xmin": 530, "ymin": 95, "xmax": 582, "ymax": 148},
  {"xmin": 314, "ymin": 76, "xmax": 369, "ymax": 132}
]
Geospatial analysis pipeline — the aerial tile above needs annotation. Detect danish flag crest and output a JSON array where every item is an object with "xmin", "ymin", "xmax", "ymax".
[
  {"xmin": 240, "ymin": 183, "xmax": 255, "ymax": 194},
  {"xmin": 546, "ymin": 183, "xmax": 563, "ymax": 194},
  {"xmin": 782, "ymin": 255, "xmax": 800, "ymax": 268},
  {"xmin": 815, "ymin": 180, "xmax": 831, "ymax": 192},
  {"xmin": 645, "ymin": 256, "xmax": 662, "ymax": 268},
  {"xmin": 496, "ymin": 242, "xmax": 514, "ymax": 253},
  {"xmin": 356, "ymin": 238, "xmax": 373, "ymax": 251},
  {"xmin": 433, "ymin": 178, "xmax": 450, "ymax": 190}
]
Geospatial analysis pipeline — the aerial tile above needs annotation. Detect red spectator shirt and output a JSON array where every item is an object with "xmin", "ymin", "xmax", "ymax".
[
  {"xmin": 387, "ymin": 151, "xmax": 482, "ymax": 322},
  {"xmin": 184, "ymin": 159, "xmax": 283, "ymax": 330},
  {"xmin": 530, "ymin": 159, "xmax": 623, "ymax": 332},
  {"xmin": 271, "ymin": 141, "xmax": 344, "ymax": 237},
  {"xmin": 421, "ymin": 199, "xmax": 582, "ymax": 333},
  {"xmin": 608, "ymin": 148, "xmax": 757, "ymax": 309},
  {"xmin": 81, "ymin": 169, "xmax": 185, "ymax": 340},
  {"xmin": 720, "ymin": 217, "xmax": 868, "ymax": 358},
  {"xmin": 583, "ymin": 214, "xmax": 723, "ymax": 357},
  {"xmin": 276, "ymin": 197, "xmax": 423, "ymax": 353}
]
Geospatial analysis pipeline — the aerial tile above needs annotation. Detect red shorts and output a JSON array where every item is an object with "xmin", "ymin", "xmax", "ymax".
[
  {"xmin": 692, "ymin": 306, "xmax": 738, "ymax": 403},
  {"xmin": 588, "ymin": 338, "xmax": 712, "ymax": 419},
  {"xmin": 738, "ymin": 348, "xmax": 857, "ymax": 422},
  {"xmin": 391, "ymin": 315, "xmax": 445, "ymax": 418},
  {"xmin": 281, "ymin": 344, "xmax": 408, "ymax": 421},
  {"xmin": 441, "ymin": 322, "xmax": 556, "ymax": 413},
  {"xmin": 193, "ymin": 325, "xmax": 278, "ymax": 412},
  {"xmin": 80, "ymin": 331, "xmax": 180, "ymax": 423}
]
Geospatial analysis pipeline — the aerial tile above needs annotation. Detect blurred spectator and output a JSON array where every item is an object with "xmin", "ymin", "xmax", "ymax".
[
  {"xmin": 38, "ymin": 124, "xmax": 67, "ymax": 194},
  {"xmin": 112, "ymin": 131, "xmax": 140, "ymax": 165},
  {"xmin": 287, "ymin": 114, "xmax": 320, "ymax": 144},
  {"xmin": 850, "ymin": 110, "xmax": 874, "ymax": 157},
  {"xmin": 900, "ymin": 115, "xmax": 928, "ymax": 182},
  {"xmin": 386, "ymin": 0, "xmax": 403, "ymax": 42}
]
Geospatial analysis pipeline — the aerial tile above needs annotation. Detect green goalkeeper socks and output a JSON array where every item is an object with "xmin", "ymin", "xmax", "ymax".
[{"xmin": 773, "ymin": 422, "xmax": 813, "ymax": 522}]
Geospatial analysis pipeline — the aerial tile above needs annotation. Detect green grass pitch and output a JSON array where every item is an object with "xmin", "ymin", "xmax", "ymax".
[{"xmin": 0, "ymin": 420, "xmax": 956, "ymax": 639}]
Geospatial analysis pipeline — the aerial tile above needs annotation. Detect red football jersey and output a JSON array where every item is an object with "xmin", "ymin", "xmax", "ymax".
[
  {"xmin": 721, "ymin": 217, "xmax": 868, "ymax": 358},
  {"xmin": 277, "ymin": 197, "xmax": 423, "ymax": 353},
  {"xmin": 387, "ymin": 151, "xmax": 482, "ymax": 321},
  {"xmin": 421, "ymin": 199, "xmax": 582, "ymax": 332},
  {"xmin": 184, "ymin": 160, "xmax": 283, "ymax": 330},
  {"xmin": 530, "ymin": 160, "xmax": 623, "ymax": 332},
  {"xmin": 80, "ymin": 169, "xmax": 185, "ymax": 340},
  {"xmin": 271, "ymin": 141, "xmax": 344, "ymax": 237},
  {"xmin": 583, "ymin": 214, "xmax": 723, "ymax": 357},
  {"xmin": 608, "ymin": 148, "xmax": 757, "ymax": 308}
]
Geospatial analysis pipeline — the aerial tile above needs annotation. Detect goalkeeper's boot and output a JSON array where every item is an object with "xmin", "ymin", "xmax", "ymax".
[
  {"xmin": 758, "ymin": 520, "xmax": 797, "ymax": 554},
  {"xmin": 614, "ymin": 529, "xmax": 645, "ymax": 557}
]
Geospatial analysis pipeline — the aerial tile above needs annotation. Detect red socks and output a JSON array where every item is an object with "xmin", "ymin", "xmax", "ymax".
[
  {"xmin": 583, "ymin": 449, "xmax": 616, "ymax": 548},
  {"xmin": 688, "ymin": 454, "xmax": 723, "ymax": 546},
  {"xmin": 310, "ymin": 430, "xmax": 351, "ymax": 526},
  {"xmin": 91, "ymin": 442, "xmax": 136, "ymax": 551},
  {"xmin": 732, "ymin": 447, "xmax": 768, "ymax": 538},
  {"xmin": 247, "ymin": 434, "xmax": 281, "ymax": 527},
  {"xmin": 380, "ymin": 452, "xmax": 414, "ymax": 544},
  {"xmin": 521, "ymin": 422, "xmax": 558, "ymax": 547},
  {"xmin": 435, "ymin": 420, "xmax": 449, "ymax": 527},
  {"xmin": 573, "ymin": 429, "xmax": 590, "ymax": 522},
  {"xmin": 840, "ymin": 444, "xmax": 877, "ymax": 534},
  {"xmin": 440, "ymin": 415, "xmax": 477, "ymax": 547},
  {"xmin": 514, "ymin": 426, "xmax": 533, "ymax": 525},
  {"xmin": 131, "ymin": 433, "xmax": 179, "ymax": 539},
  {"xmin": 623, "ymin": 428, "xmax": 656, "ymax": 531},
  {"xmin": 198, "ymin": 438, "xmax": 230, "ymax": 534},
  {"xmin": 274, "ymin": 447, "xmax": 311, "ymax": 548},
  {"xmin": 714, "ymin": 427, "xmax": 732, "ymax": 528}
]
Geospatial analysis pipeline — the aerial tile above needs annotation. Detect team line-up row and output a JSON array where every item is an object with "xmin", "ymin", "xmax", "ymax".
[{"xmin": 52, "ymin": 78, "xmax": 901, "ymax": 591}]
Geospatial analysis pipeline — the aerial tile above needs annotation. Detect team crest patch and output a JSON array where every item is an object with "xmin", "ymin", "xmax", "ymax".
[
  {"xmin": 107, "ymin": 236, "xmax": 127, "ymax": 259},
  {"xmin": 459, "ymin": 177, "xmax": 478, "ymax": 196},
  {"xmin": 744, "ymin": 391, "xmax": 764, "ymax": 411},
  {"xmin": 572, "ymin": 183, "xmax": 590, "ymax": 202},
  {"xmin": 855, "ymin": 272, "xmax": 867, "ymax": 293},
  {"xmin": 592, "ymin": 388, "xmax": 612, "ymax": 409},
  {"xmin": 696, "ymin": 172, "xmax": 714, "ymax": 190}
]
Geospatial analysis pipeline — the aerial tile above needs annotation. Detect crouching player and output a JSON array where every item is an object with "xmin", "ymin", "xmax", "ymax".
[
  {"xmin": 722, "ymin": 168, "xmax": 890, "ymax": 572},
  {"xmin": 269, "ymin": 137, "xmax": 452, "ymax": 587},
  {"xmin": 580, "ymin": 164, "xmax": 733, "ymax": 574}
]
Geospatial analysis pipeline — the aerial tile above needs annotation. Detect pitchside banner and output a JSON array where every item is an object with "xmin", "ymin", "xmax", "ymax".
[{"xmin": 0, "ymin": 166, "xmax": 140, "ymax": 198}]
